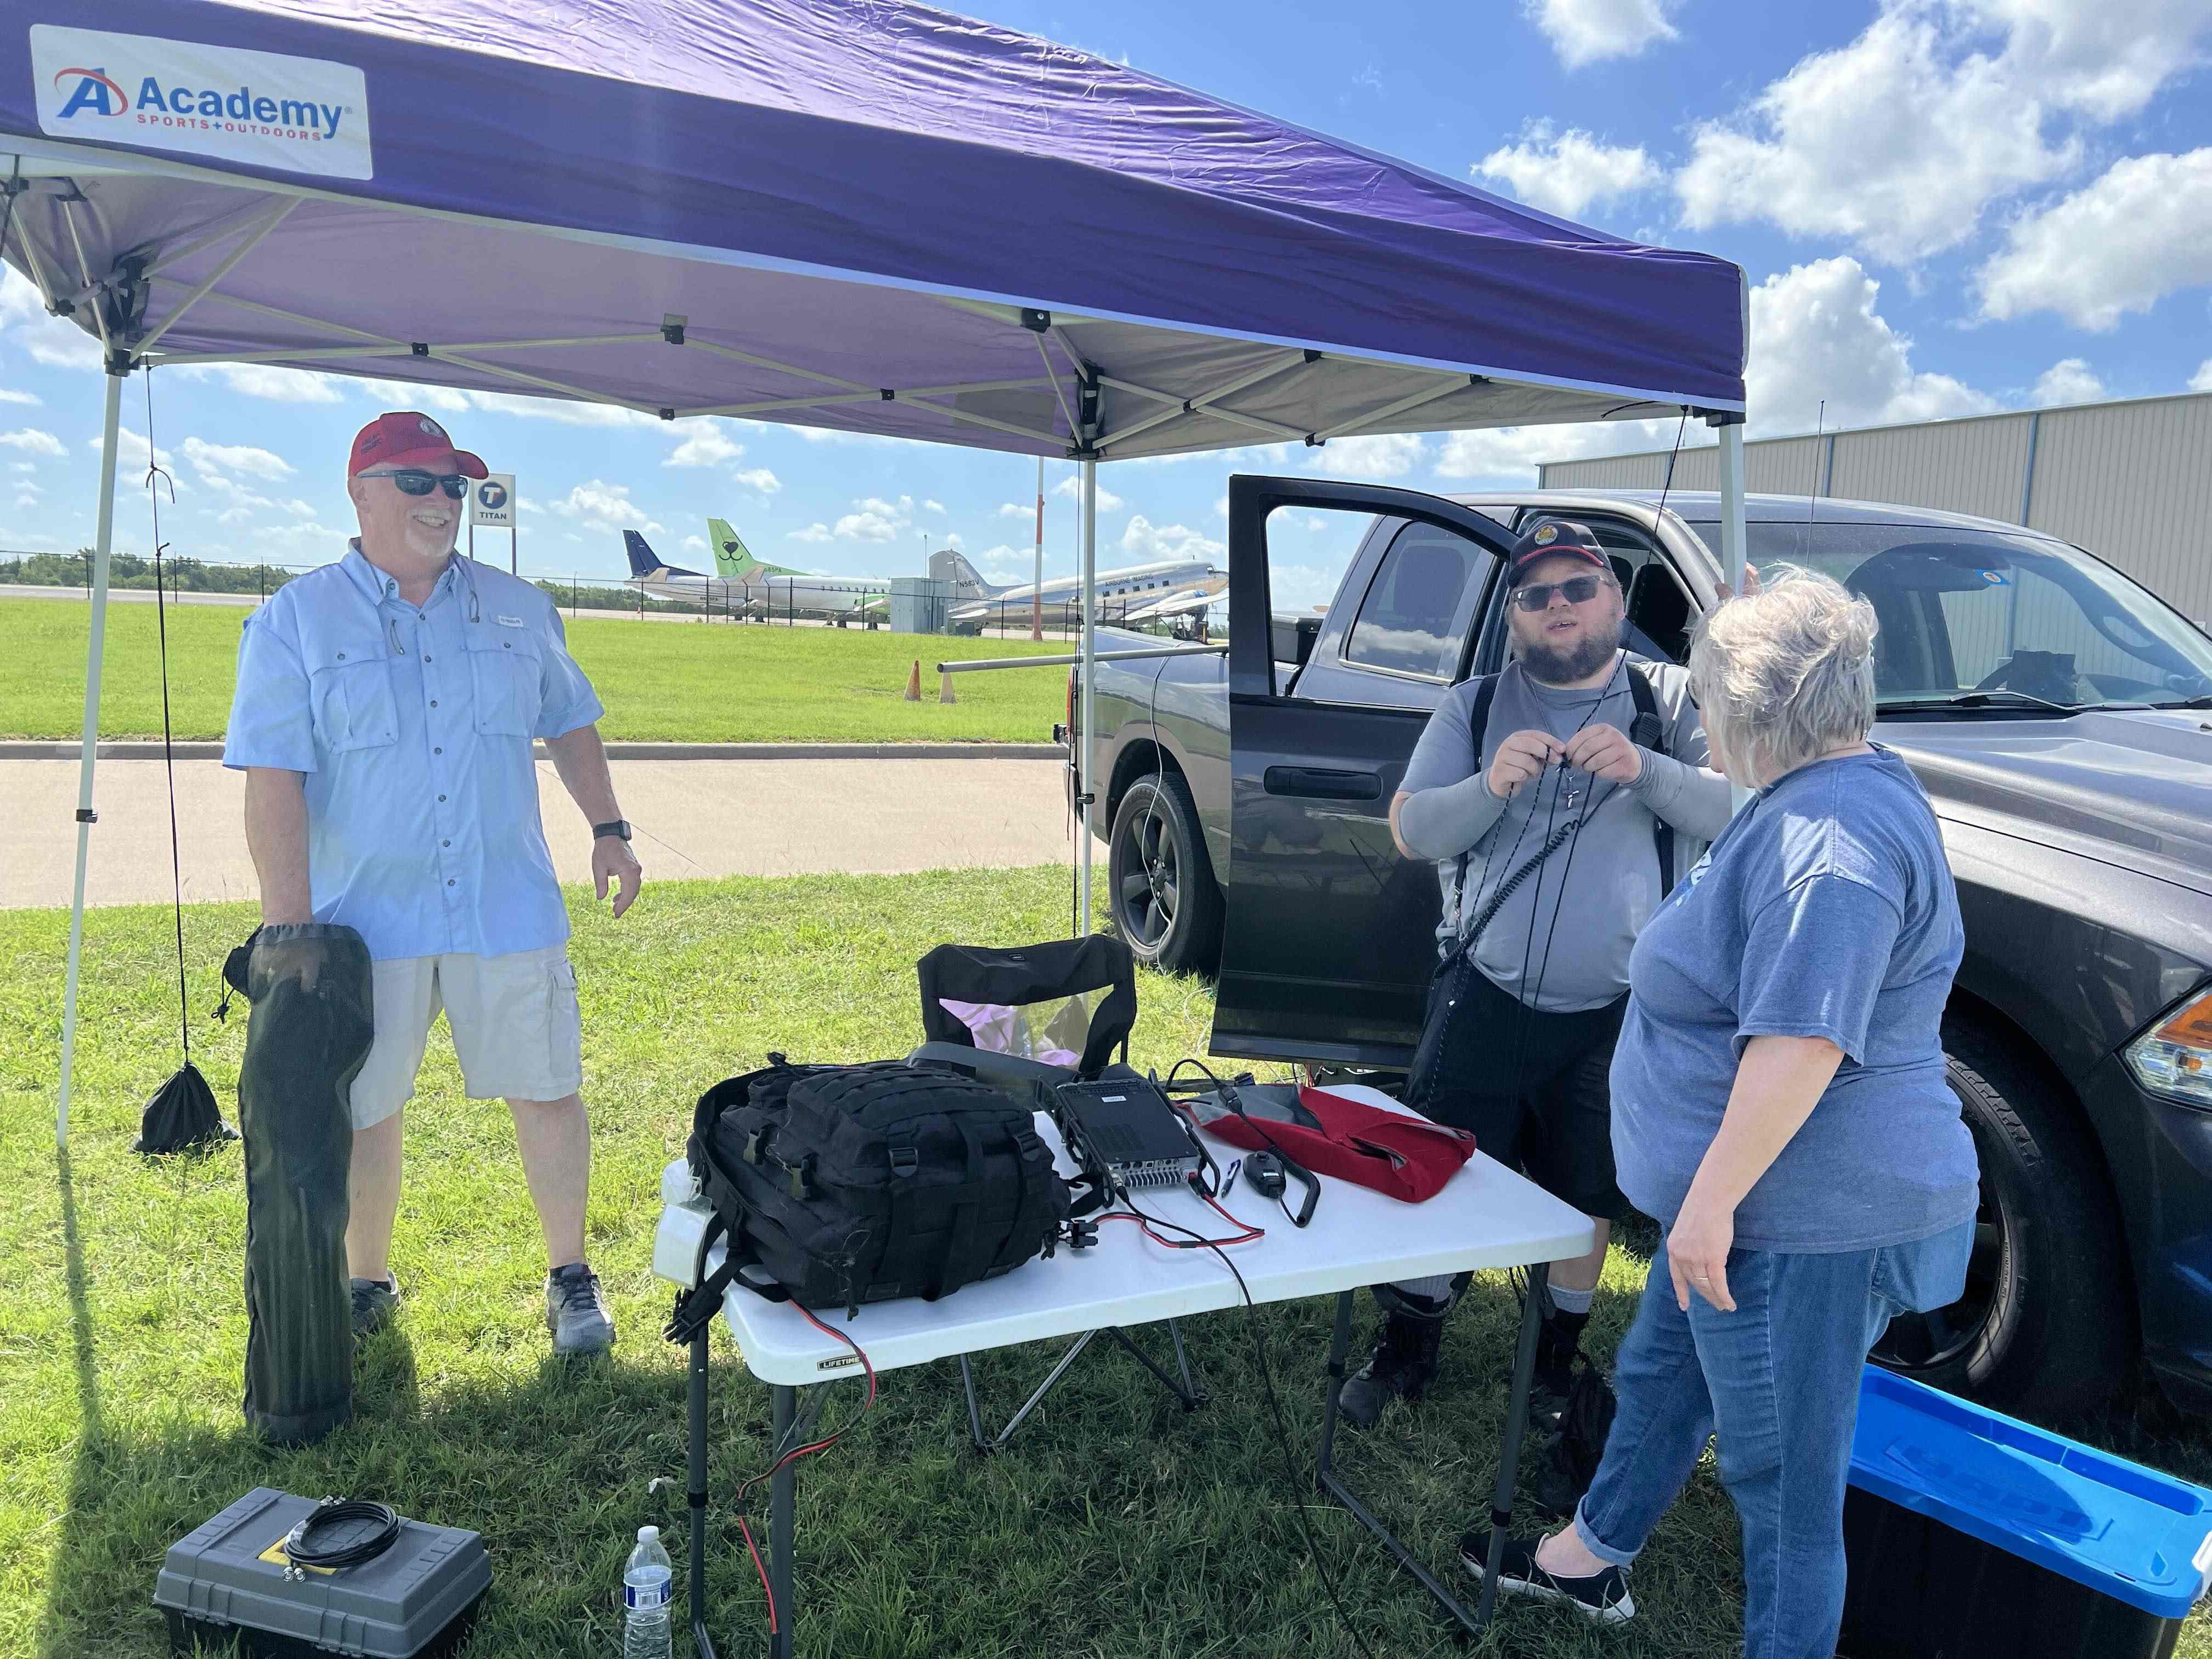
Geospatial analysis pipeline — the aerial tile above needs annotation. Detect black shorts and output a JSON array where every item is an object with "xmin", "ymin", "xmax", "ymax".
[{"xmin": 1416, "ymin": 964, "xmax": 1627, "ymax": 1220}]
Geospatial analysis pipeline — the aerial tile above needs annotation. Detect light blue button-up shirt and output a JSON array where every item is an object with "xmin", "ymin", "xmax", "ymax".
[{"xmin": 222, "ymin": 544, "xmax": 605, "ymax": 961}]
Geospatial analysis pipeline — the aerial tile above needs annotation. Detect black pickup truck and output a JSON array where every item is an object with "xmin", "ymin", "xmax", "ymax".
[{"xmin": 1072, "ymin": 475, "xmax": 2212, "ymax": 1423}]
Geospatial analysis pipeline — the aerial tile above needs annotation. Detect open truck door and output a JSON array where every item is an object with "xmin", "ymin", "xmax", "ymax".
[{"xmin": 1209, "ymin": 476, "xmax": 1510, "ymax": 1068}]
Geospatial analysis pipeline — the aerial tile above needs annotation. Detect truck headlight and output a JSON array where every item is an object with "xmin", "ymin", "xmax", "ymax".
[{"xmin": 2123, "ymin": 988, "xmax": 2212, "ymax": 1108}]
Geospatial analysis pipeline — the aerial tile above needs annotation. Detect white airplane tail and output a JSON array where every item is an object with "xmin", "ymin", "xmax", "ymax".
[{"xmin": 931, "ymin": 548, "xmax": 1006, "ymax": 599}]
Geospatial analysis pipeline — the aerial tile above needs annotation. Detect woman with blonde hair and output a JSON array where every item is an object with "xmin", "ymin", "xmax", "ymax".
[{"xmin": 1465, "ymin": 568, "xmax": 1978, "ymax": 1659}]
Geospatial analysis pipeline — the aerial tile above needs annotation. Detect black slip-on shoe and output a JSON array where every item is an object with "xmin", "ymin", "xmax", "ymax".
[
  {"xmin": 1459, "ymin": 1532, "xmax": 1635, "ymax": 1626},
  {"xmin": 350, "ymin": 1274, "xmax": 400, "ymax": 1340}
]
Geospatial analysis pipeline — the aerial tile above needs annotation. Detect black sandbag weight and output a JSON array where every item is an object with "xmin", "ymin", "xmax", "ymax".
[{"xmin": 236, "ymin": 923, "xmax": 375, "ymax": 1447}]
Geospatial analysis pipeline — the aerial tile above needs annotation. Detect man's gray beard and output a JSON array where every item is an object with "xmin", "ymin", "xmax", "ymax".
[{"xmin": 1521, "ymin": 624, "xmax": 1622, "ymax": 686}]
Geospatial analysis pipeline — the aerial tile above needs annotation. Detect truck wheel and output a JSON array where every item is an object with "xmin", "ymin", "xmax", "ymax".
[
  {"xmin": 1107, "ymin": 772, "xmax": 1223, "ymax": 976},
  {"xmin": 1868, "ymin": 1019, "xmax": 2126, "ymax": 1423}
]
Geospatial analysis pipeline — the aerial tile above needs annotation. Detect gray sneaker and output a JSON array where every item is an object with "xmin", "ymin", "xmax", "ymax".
[
  {"xmin": 545, "ymin": 1262, "xmax": 615, "ymax": 1355},
  {"xmin": 351, "ymin": 1274, "xmax": 400, "ymax": 1340}
]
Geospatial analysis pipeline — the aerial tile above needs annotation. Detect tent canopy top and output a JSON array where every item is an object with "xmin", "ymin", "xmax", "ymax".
[{"xmin": 3, "ymin": 0, "xmax": 1745, "ymax": 459}]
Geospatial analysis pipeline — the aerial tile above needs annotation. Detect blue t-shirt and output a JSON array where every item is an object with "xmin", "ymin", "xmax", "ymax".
[{"xmin": 1609, "ymin": 747, "xmax": 1978, "ymax": 1252}]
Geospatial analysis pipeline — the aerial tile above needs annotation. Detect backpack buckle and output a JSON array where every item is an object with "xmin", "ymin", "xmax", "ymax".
[
  {"xmin": 787, "ymin": 1154, "xmax": 815, "ymax": 1200},
  {"xmin": 889, "ymin": 1145, "xmax": 919, "ymax": 1178}
]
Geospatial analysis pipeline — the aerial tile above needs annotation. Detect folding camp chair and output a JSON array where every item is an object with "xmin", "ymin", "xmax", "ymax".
[{"xmin": 911, "ymin": 936, "xmax": 1204, "ymax": 1451}]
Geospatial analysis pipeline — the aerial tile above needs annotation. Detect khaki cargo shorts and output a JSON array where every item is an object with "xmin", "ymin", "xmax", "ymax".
[{"xmin": 346, "ymin": 946, "xmax": 583, "ymax": 1129}]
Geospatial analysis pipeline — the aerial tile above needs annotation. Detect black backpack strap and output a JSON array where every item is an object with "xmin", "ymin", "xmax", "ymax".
[
  {"xmin": 1624, "ymin": 663, "xmax": 1674, "ymax": 891},
  {"xmin": 927, "ymin": 1116, "xmax": 991, "ymax": 1300},
  {"xmin": 1449, "ymin": 672, "xmax": 1503, "ymax": 934},
  {"xmin": 664, "ymin": 1211, "xmax": 788, "ymax": 1347}
]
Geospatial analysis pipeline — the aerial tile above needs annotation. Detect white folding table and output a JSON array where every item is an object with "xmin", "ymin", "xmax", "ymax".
[{"xmin": 652, "ymin": 1085, "xmax": 1594, "ymax": 1657}]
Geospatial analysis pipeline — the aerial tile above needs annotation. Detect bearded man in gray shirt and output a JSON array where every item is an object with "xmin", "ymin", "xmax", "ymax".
[{"xmin": 1337, "ymin": 520, "xmax": 1734, "ymax": 1432}]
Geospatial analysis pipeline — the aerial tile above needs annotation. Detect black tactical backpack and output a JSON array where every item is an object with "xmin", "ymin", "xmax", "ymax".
[{"xmin": 679, "ymin": 1056, "xmax": 1070, "ymax": 1321}]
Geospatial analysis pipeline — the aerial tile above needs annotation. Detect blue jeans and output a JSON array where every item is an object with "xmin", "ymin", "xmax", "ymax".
[{"xmin": 1570, "ymin": 1223, "xmax": 1972, "ymax": 1659}]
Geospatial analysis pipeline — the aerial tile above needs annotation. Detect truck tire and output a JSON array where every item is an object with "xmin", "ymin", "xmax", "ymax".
[
  {"xmin": 1868, "ymin": 1019, "xmax": 2127, "ymax": 1423},
  {"xmin": 1107, "ymin": 771, "xmax": 1223, "ymax": 977}
]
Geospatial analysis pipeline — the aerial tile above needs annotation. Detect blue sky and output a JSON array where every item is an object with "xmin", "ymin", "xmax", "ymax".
[{"xmin": 4, "ymin": 0, "xmax": 2209, "ymax": 609}]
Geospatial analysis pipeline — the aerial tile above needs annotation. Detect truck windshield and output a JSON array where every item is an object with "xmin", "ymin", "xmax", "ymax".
[{"xmin": 1683, "ymin": 520, "xmax": 2212, "ymax": 710}]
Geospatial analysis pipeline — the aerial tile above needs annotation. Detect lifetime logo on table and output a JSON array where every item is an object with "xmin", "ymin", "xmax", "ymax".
[{"xmin": 30, "ymin": 26, "xmax": 374, "ymax": 181}]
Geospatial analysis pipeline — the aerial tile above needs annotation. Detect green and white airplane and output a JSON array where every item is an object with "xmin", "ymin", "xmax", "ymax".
[{"xmin": 706, "ymin": 516, "xmax": 900, "ymax": 619}]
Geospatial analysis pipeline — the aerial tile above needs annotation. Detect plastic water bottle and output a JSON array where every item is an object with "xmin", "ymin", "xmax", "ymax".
[{"xmin": 622, "ymin": 1526, "xmax": 673, "ymax": 1658}]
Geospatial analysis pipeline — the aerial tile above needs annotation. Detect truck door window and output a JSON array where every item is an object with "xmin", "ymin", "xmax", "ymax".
[{"xmin": 1341, "ymin": 520, "xmax": 1490, "ymax": 681}]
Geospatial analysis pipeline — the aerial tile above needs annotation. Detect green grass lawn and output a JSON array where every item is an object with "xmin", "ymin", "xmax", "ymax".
[
  {"xmin": 0, "ymin": 599, "xmax": 1071, "ymax": 744},
  {"xmin": 4, "ymin": 869, "xmax": 2208, "ymax": 1658}
]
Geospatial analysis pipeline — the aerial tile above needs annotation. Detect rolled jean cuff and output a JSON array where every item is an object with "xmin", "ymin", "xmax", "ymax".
[{"xmin": 1571, "ymin": 1498, "xmax": 1639, "ymax": 1569}]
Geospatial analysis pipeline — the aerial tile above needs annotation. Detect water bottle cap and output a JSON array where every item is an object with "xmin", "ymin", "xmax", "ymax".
[{"xmin": 637, "ymin": 1526, "xmax": 658, "ymax": 1543}]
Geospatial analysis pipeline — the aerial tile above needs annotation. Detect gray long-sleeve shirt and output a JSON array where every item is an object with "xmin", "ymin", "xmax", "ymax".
[{"xmin": 1396, "ymin": 652, "xmax": 1734, "ymax": 1012}]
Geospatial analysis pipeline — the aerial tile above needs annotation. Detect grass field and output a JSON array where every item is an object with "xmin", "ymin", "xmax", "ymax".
[
  {"xmin": 4, "ymin": 869, "xmax": 2208, "ymax": 1658},
  {"xmin": 0, "ymin": 599, "xmax": 1072, "ymax": 744}
]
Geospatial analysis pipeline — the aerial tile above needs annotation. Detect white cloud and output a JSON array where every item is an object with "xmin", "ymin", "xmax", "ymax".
[
  {"xmin": 682, "ymin": 533, "xmax": 707, "ymax": 553},
  {"xmin": 548, "ymin": 478, "xmax": 662, "ymax": 535},
  {"xmin": 2192, "ymin": 360, "xmax": 2212, "ymax": 392},
  {"xmin": 944, "ymin": 531, "xmax": 966, "ymax": 550},
  {"xmin": 1314, "ymin": 432, "xmax": 1426, "ymax": 480},
  {"xmin": 970, "ymin": 544, "xmax": 1030, "ymax": 583},
  {"xmin": 88, "ymin": 425, "xmax": 176, "ymax": 477},
  {"xmin": 1675, "ymin": 11, "xmax": 2076, "ymax": 264},
  {"xmin": 282, "ymin": 498, "xmax": 319, "ymax": 519},
  {"xmin": 1352, "ymin": 64, "xmax": 1385, "ymax": 93},
  {"xmin": 832, "ymin": 494, "xmax": 913, "ymax": 541},
  {"xmin": 0, "ymin": 427, "xmax": 66, "ymax": 458},
  {"xmin": 0, "ymin": 388, "xmax": 40, "ymax": 406},
  {"xmin": 1975, "ymin": 149, "xmax": 2212, "ymax": 329},
  {"xmin": 1744, "ymin": 256, "xmax": 1996, "ymax": 432},
  {"xmin": 1435, "ymin": 420, "xmax": 1687, "ymax": 485},
  {"xmin": 1120, "ymin": 515, "xmax": 1224, "ymax": 562},
  {"xmin": 997, "ymin": 501, "xmax": 1031, "ymax": 519},
  {"xmin": 180, "ymin": 436, "xmax": 295, "ymax": 482},
  {"xmin": 354, "ymin": 377, "xmax": 473, "ymax": 414},
  {"xmin": 788, "ymin": 522, "xmax": 832, "ymax": 543},
  {"xmin": 13, "ymin": 490, "xmax": 35, "ymax": 511},
  {"xmin": 1962, "ymin": 0, "xmax": 2212, "ymax": 122},
  {"xmin": 731, "ymin": 466, "xmax": 781, "ymax": 495},
  {"xmin": 2032, "ymin": 358, "xmax": 2108, "ymax": 405},
  {"xmin": 8, "ymin": 460, "xmax": 32, "ymax": 473},
  {"xmin": 1050, "ymin": 473, "xmax": 1126, "ymax": 512},
  {"xmin": 923, "ymin": 499, "xmax": 946, "ymax": 513},
  {"xmin": 1476, "ymin": 123, "xmax": 1663, "ymax": 218},
  {"xmin": 179, "ymin": 364, "xmax": 343, "ymax": 403},
  {"xmin": 0, "ymin": 267, "xmax": 100, "ymax": 369},
  {"xmin": 1524, "ymin": 0, "xmax": 1681, "ymax": 67},
  {"xmin": 664, "ymin": 423, "xmax": 743, "ymax": 467}
]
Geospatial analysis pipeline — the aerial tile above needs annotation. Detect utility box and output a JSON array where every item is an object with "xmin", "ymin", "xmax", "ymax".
[
  {"xmin": 154, "ymin": 1488, "xmax": 490, "ymax": 1658},
  {"xmin": 891, "ymin": 575, "xmax": 952, "ymax": 634},
  {"xmin": 1842, "ymin": 1367, "xmax": 2212, "ymax": 1659}
]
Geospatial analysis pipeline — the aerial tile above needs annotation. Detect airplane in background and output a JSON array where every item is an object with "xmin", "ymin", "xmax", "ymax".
[
  {"xmin": 623, "ymin": 521, "xmax": 936, "ymax": 623},
  {"xmin": 941, "ymin": 550, "xmax": 1228, "ymax": 627}
]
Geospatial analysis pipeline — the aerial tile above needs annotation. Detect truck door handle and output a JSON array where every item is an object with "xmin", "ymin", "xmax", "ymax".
[{"xmin": 1264, "ymin": 765, "xmax": 1381, "ymax": 801}]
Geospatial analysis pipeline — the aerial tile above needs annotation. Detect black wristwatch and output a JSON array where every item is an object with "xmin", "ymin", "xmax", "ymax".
[{"xmin": 591, "ymin": 819, "xmax": 633, "ymax": 843}]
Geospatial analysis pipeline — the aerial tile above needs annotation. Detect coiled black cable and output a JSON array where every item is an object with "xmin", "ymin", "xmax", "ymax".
[{"xmin": 284, "ymin": 1499, "xmax": 402, "ymax": 1572}]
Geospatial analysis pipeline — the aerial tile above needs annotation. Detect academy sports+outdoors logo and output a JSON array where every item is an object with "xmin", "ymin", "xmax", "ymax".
[{"xmin": 31, "ymin": 25, "xmax": 374, "ymax": 181}]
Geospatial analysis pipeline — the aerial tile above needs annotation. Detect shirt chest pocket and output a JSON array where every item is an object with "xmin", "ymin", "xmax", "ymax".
[
  {"xmin": 302, "ymin": 635, "xmax": 398, "ymax": 754},
  {"xmin": 465, "ymin": 626, "xmax": 543, "ymax": 737}
]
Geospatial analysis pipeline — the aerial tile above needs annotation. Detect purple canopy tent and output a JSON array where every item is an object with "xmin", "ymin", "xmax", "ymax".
[{"xmin": 1, "ymin": 0, "xmax": 1749, "ymax": 1147}]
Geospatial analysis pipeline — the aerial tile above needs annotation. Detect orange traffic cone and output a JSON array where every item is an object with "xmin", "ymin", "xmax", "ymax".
[
  {"xmin": 903, "ymin": 659, "xmax": 922, "ymax": 702},
  {"xmin": 939, "ymin": 669, "xmax": 957, "ymax": 704}
]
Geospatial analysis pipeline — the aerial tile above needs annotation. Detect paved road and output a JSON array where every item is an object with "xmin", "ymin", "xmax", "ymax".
[{"xmin": 9, "ymin": 758, "xmax": 1075, "ymax": 910}]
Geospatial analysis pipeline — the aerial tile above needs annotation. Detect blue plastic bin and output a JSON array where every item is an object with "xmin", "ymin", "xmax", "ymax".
[{"xmin": 1841, "ymin": 1367, "xmax": 2212, "ymax": 1658}]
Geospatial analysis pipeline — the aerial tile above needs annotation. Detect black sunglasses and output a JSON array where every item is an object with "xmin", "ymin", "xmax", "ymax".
[
  {"xmin": 1511, "ymin": 574, "xmax": 1606, "ymax": 612},
  {"xmin": 359, "ymin": 468, "xmax": 470, "ymax": 500}
]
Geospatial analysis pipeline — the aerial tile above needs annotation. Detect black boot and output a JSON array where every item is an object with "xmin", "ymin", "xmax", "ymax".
[
  {"xmin": 1338, "ymin": 1310, "xmax": 1445, "ymax": 1429},
  {"xmin": 1531, "ymin": 1307, "xmax": 1590, "ymax": 1431}
]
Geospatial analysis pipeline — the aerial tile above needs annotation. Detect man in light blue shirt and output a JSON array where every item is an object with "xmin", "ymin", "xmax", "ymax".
[{"xmin": 223, "ymin": 411, "xmax": 644, "ymax": 1357}]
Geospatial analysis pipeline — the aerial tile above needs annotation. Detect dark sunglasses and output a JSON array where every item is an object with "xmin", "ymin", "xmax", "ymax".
[
  {"xmin": 359, "ymin": 468, "xmax": 470, "ymax": 500},
  {"xmin": 1511, "ymin": 574, "xmax": 1606, "ymax": 612}
]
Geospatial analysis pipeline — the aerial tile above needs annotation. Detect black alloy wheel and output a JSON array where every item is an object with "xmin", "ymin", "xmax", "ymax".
[
  {"xmin": 1867, "ymin": 1020, "xmax": 2127, "ymax": 1423},
  {"xmin": 1106, "ymin": 771, "xmax": 1223, "ymax": 976}
]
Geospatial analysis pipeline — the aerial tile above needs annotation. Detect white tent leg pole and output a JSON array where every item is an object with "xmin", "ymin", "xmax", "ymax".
[
  {"xmin": 1078, "ymin": 458, "xmax": 1098, "ymax": 933},
  {"xmin": 1718, "ymin": 420, "xmax": 1748, "ymax": 593},
  {"xmin": 58, "ymin": 367, "xmax": 127, "ymax": 1148},
  {"xmin": 1718, "ymin": 419, "xmax": 1751, "ymax": 810}
]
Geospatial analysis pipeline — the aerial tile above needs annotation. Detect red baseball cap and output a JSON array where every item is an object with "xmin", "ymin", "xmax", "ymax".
[{"xmin": 348, "ymin": 411, "xmax": 488, "ymax": 479}]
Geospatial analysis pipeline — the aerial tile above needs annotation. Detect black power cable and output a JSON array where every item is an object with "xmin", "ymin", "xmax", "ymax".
[{"xmin": 283, "ymin": 1499, "xmax": 402, "ymax": 1573}]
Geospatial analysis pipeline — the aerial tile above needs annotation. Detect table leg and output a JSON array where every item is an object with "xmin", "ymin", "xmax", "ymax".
[
  {"xmin": 769, "ymin": 1383, "xmax": 797, "ymax": 1659},
  {"xmin": 689, "ymin": 1324, "xmax": 718, "ymax": 1659},
  {"xmin": 1313, "ymin": 1290, "xmax": 1485, "ymax": 1631},
  {"xmin": 1474, "ymin": 1262, "xmax": 1549, "ymax": 1628},
  {"xmin": 1106, "ymin": 1323, "xmax": 1205, "ymax": 1410},
  {"xmin": 958, "ymin": 1329, "xmax": 1099, "ymax": 1453}
]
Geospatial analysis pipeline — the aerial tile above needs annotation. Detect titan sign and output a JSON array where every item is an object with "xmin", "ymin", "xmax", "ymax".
[{"xmin": 31, "ymin": 26, "xmax": 374, "ymax": 180}]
